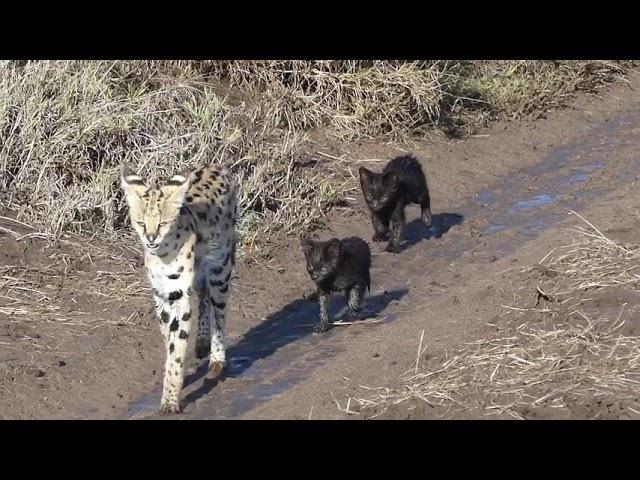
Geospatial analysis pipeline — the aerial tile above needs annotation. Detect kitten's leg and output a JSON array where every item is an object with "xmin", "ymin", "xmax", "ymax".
[
  {"xmin": 386, "ymin": 203, "xmax": 405, "ymax": 253},
  {"xmin": 346, "ymin": 284, "xmax": 366, "ymax": 320},
  {"xmin": 159, "ymin": 289, "xmax": 198, "ymax": 415},
  {"xmin": 371, "ymin": 212, "xmax": 390, "ymax": 242},
  {"xmin": 419, "ymin": 191, "xmax": 432, "ymax": 227},
  {"xmin": 315, "ymin": 290, "xmax": 331, "ymax": 333}
]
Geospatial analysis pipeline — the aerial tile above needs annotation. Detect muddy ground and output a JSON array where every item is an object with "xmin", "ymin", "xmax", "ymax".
[{"xmin": 3, "ymin": 73, "xmax": 640, "ymax": 420}]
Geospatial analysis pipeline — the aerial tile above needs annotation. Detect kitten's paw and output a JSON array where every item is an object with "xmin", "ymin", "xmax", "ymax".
[
  {"xmin": 422, "ymin": 209, "xmax": 432, "ymax": 227},
  {"xmin": 159, "ymin": 401, "xmax": 181, "ymax": 415},
  {"xmin": 313, "ymin": 322, "xmax": 330, "ymax": 334}
]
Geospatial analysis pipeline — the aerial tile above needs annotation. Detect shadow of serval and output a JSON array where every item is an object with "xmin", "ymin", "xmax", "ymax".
[
  {"xmin": 359, "ymin": 154, "xmax": 432, "ymax": 253},
  {"xmin": 121, "ymin": 163, "xmax": 238, "ymax": 415}
]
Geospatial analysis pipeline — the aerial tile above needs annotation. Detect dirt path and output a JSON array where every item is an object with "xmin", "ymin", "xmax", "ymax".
[
  {"xmin": 2, "ymin": 73, "xmax": 640, "ymax": 420},
  {"xmin": 126, "ymin": 74, "xmax": 640, "ymax": 420}
]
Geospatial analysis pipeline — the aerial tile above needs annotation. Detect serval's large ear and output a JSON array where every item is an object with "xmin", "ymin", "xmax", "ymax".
[
  {"xmin": 383, "ymin": 170, "xmax": 399, "ymax": 189},
  {"xmin": 324, "ymin": 238, "xmax": 342, "ymax": 262},
  {"xmin": 121, "ymin": 166, "xmax": 147, "ymax": 207},
  {"xmin": 300, "ymin": 235, "xmax": 316, "ymax": 258},
  {"xmin": 161, "ymin": 173, "xmax": 190, "ymax": 209},
  {"xmin": 358, "ymin": 166, "xmax": 373, "ymax": 189}
]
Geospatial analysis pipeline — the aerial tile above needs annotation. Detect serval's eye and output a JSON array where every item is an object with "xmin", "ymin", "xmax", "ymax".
[
  {"xmin": 159, "ymin": 222, "xmax": 169, "ymax": 227},
  {"xmin": 137, "ymin": 222, "xmax": 145, "ymax": 228}
]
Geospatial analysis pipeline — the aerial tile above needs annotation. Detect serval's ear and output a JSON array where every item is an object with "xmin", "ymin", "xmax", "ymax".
[
  {"xmin": 383, "ymin": 170, "xmax": 399, "ymax": 188},
  {"xmin": 161, "ymin": 173, "xmax": 190, "ymax": 209},
  {"xmin": 121, "ymin": 166, "xmax": 147, "ymax": 206},
  {"xmin": 358, "ymin": 166, "xmax": 374, "ymax": 189},
  {"xmin": 300, "ymin": 235, "xmax": 316, "ymax": 258},
  {"xmin": 324, "ymin": 238, "xmax": 342, "ymax": 261}
]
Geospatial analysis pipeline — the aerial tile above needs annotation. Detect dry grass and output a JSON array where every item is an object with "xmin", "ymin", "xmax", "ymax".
[
  {"xmin": 207, "ymin": 60, "xmax": 446, "ymax": 140},
  {"xmin": 534, "ymin": 211, "xmax": 640, "ymax": 295},
  {"xmin": 0, "ymin": 215, "xmax": 149, "ymax": 332},
  {"xmin": 0, "ymin": 247, "xmax": 148, "ymax": 329},
  {"xmin": 0, "ymin": 61, "xmax": 344, "ymax": 250},
  {"xmin": 352, "ymin": 214, "xmax": 640, "ymax": 419},
  {"xmin": 451, "ymin": 60, "xmax": 632, "ymax": 125},
  {"xmin": 0, "ymin": 60, "xmax": 634, "ymax": 254},
  {"xmin": 209, "ymin": 60, "xmax": 634, "ymax": 137}
]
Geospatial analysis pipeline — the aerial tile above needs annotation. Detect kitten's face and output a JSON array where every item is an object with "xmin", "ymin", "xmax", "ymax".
[
  {"xmin": 300, "ymin": 237, "xmax": 342, "ymax": 283},
  {"xmin": 359, "ymin": 167, "xmax": 398, "ymax": 212}
]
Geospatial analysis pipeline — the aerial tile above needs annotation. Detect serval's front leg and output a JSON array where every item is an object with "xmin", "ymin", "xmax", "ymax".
[
  {"xmin": 314, "ymin": 289, "xmax": 331, "ymax": 334},
  {"xmin": 159, "ymin": 288, "xmax": 198, "ymax": 415},
  {"xmin": 345, "ymin": 284, "xmax": 366, "ymax": 321},
  {"xmin": 386, "ymin": 203, "xmax": 406, "ymax": 254},
  {"xmin": 153, "ymin": 288, "xmax": 170, "ymax": 345},
  {"xmin": 371, "ymin": 212, "xmax": 390, "ymax": 242}
]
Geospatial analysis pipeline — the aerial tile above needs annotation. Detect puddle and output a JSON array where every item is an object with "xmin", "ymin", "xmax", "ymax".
[
  {"xmin": 569, "ymin": 173, "xmax": 590, "ymax": 183},
  {"xmin": 129, "ymin": 392, "xmax": 161, "ymax": 419},
  {"xmin": 509, "ymin": 194, "xmax": 554, "ymax": 214},
  {"xmin": 485, "ymin": 225, "xmax": 506, "ymax": 235},
  {"xmin": 126, "ymin": 110, "xmax": 640, "ymax": 419},
  {"xmin": 457, "ymin": 112, "xmax": 640, "ymax": 257}
]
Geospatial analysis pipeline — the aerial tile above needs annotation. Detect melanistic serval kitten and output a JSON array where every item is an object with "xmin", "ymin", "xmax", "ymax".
[
  {"xmin": 359, "ymin": 154, "xmax": 432, "ymax": 253},
  {"xmin": 300, "ymin": 236, "xmax": 371, "ymax": 333}
]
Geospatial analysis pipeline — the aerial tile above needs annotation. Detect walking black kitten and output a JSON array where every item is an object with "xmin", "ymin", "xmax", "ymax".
[
  {"xmin": 359, "ymin": 154, "xmax": 432, "ymax": 253},
  {"xmin": 300, "ymin": 236, "xmax": 371, "ymax": 333}
]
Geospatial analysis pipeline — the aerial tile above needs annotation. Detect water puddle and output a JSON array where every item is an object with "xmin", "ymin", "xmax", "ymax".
[
  {"xmin": 509, "ymin": 194, "xmax": 555, "ymax": 214},
  {"xmin": 456, "ymin": 112, "xmax": 640, "ymax": 258}
]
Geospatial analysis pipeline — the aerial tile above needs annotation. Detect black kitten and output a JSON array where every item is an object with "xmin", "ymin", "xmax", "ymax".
[
  {"xmin": 300, "ymin": 236, "xmax": 371, "ymax": 333},
  {"xmin": 359, "ymin": 154, "xmax": 432, "ymax": 253}
]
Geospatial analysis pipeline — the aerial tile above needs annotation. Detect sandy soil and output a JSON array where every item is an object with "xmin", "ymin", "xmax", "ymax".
[{"xmin": 2, "ymin": 73, "xmax": 640, "ymax": 420}]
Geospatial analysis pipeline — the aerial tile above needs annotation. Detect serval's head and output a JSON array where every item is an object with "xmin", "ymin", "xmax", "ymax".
[
  {"xmin": 300, "ymin": 236, "xmax": 342, "ymax": 283},
  {"xmin": 358, "ymin": 166, "xmax": 399, "ymax": 213},
  {"xmin": 121, "ymin": 167, "xmax": 190, "ymax": 253}
]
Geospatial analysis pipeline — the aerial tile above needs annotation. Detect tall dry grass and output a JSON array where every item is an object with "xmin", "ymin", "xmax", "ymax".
[
  {"xmin": 0, "ymin": 61, "xmax": 345, "ymax": 248},
  {"xmin": 205, "ymin": 60, "xmax": 446, "ymax": 139},
  {"xmin": 0, "ymin": 60, "xmax": 633, "ymax": 251}
]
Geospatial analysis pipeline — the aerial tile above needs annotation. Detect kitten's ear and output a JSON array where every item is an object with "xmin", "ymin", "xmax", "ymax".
[
  {"xmin": 324, "ymin": 238, "xmax": 342, "ymax": 260},
  {"xmin": 384, "ymin": 171, "xmax": 399, "ymax": 187},
  {"xmin": 359, "ymin": 167, "xmax": 373, "ymax": 187},
  {"xmin": 161, "ymin": 173, "xmax": 190, "ymax": 208},
  {"xmin": 300, "ymin": 235, "xmax": 315, "ymax": 257},
  {"xmin": 121, "ymin": 166, "xmax": 147, "ymax": 205}
]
